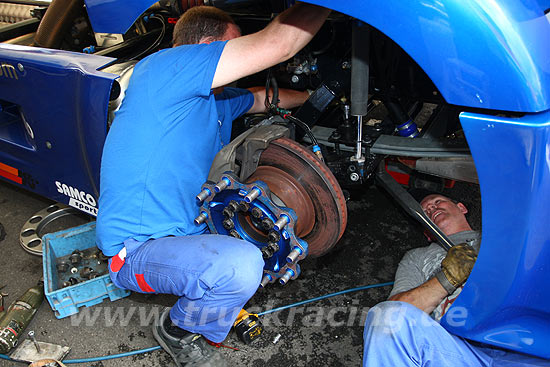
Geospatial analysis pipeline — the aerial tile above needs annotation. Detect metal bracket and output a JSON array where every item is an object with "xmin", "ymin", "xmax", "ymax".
[
  {"xmin": 415, "ymin": 157, "xmax": 478, "ymax": 184},
  {"xmin": 208, "ymin": 118, "xmax": 290, "ymax": 182}
]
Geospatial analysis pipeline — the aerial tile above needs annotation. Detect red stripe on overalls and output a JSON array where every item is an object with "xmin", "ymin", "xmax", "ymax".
[
  {"xmin": 110, "ymin": 255, "xmax": 125, "ymax": 272},
  {"xmin": 135, "ymin": 274, "xmax": 156, "ymax": 293}
]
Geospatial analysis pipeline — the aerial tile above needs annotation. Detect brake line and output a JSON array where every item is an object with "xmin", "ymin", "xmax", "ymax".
[{"xmin": 0, "ymin": 281, "xmax": 393, "ymax": 364}]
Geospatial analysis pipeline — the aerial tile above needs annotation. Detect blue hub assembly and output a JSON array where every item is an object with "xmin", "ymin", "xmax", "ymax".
[{"xmin": 195, "ymin": 172, "xmax": 308, "ymax": 287}]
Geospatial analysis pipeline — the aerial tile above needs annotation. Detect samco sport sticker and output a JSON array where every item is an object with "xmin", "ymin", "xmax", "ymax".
[{"xmin": 55, "ymin": 181, "xmax": 98, "ymax": 216}]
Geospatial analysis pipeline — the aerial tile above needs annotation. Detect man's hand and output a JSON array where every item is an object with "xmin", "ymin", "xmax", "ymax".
[{"xmin": 436, "ymin": 243, "xmax": 478, "ymax": 294}]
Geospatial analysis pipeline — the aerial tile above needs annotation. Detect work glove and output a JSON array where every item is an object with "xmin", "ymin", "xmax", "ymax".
[{"xmin": 435, "ymin": 243, "xmax": 478, "ymax": 295}]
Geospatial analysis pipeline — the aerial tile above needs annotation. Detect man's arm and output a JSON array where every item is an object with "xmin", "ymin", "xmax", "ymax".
[
  {"xmin": 389, "ymin": 277, "xmax": 448, "ymax": 314},
  {"xmin": 212, "ymin": 3, "xmax": 331, "ymax": 89},
  {"xmin": 246, "ymin": 87, "xmax": 309, "ymax": 114},
  {"xmin": 390, "ymin": 244, "xmax": 478, "ymax": 314}
]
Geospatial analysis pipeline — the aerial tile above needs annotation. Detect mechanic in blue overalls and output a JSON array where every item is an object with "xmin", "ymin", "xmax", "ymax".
[
  {"xmin": 363, "ymin": 192, "xmax": 550, "ymax": 367},
  {"xmin": 96, "ymin": 4, "xmax": 331, "ymax": 366}
]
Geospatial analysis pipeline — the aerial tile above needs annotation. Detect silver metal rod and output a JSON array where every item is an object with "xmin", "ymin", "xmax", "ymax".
[
  {"xmin": 355, "ymin": 115, "xmax": 363, "ymax": 160},
  {"xmin": 28, "ymin": 331, "xmax": 40, "ymax": 353},
  {"xmin": 260, "ymin": 274, "xmax": 272, "ymax": 288},
  {"xmin": 286, "ymin": 248, "xmax": 302, "ymax": 263},
  {"xmin": 274, "ymin": 215, "xmax": 289, "ymax": 231}
]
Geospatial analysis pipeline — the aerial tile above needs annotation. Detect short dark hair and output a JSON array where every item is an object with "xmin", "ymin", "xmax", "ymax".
[{"xmin": 172, "ymin": 6, "xmax": 236, "ymax": 46}]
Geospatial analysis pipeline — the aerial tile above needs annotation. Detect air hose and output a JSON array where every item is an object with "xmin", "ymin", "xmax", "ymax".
[
  {"xmin": 0, "ymin": 281, "xmax": 393, "ymax": 364},
  {"xmin": 263, "ymin": 71, "xmax": 324, "ymax": 162}
]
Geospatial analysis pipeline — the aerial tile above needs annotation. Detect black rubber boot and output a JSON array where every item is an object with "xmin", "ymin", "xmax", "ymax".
[{"xmin": 153, "ymin": 307, "xmax": 227, "ymax": 367}]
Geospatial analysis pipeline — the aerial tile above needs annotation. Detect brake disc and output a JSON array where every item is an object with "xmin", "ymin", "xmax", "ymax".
[
  {"xmin": 196, "ymin": 138, "xmax": 347, "ymax": 287},
  {"xmin": 253, "ymin": 138, "xmax": 347, "ymax": 256}
]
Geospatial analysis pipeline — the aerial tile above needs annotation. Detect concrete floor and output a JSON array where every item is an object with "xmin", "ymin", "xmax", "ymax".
[{"xmin": 0, "ymin": 179, "xmax": 480, "ymax": 366}]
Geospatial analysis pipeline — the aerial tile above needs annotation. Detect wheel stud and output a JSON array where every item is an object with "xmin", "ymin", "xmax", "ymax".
[
  {"xmin": 268, "ymin": 230, "xmax": 280, "ymax": 243},
  {"xmin": 229, "ymin": 230, "xmax": 241, "ymax": 239},
  {"xmin": 251, "ymin": 207, "xmax": 263, "ymax": 219},
  {"xmin": 239, "ymin": 201, "xmax": 250, "ymax": 212},
  {"xmin": 261, "ymin": 218, "xmax": 274, "ymax": 231},
  {"xmin": 222, "ymin": 218, "xmax": 234, "ymax": 230}
]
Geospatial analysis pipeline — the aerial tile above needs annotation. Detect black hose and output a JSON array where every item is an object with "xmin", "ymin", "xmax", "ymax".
[
  {"xmin": 264, "ymin": 71, "xmax": 279, "ymax": 113},
  {"xmin": 129, "ymin": 15, "xmax": 166, "ymax": 60},
  {"xmin": 286, "ymin": 114, "xmax": 319, "ymax": 147}
]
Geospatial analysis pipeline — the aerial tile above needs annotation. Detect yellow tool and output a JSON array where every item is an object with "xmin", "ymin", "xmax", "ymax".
[{"xmin": 233, "ymin": 309, "xmax": 263, "ymax": 344}]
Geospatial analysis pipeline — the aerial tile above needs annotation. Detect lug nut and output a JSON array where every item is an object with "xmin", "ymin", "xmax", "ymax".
[
  {"xmin": 251, "ymin": 207, "xmax": 263, "ymax": 219},
  {"xmin": 261, "ymin": 218, "xmax": 274, "ymax": 231},
  {"xmin": 196, "ymin": 188, "xmax": 212, "ymax": 203},
  {"xmin": 261, "ymin": 247, "xmax": 273, "ymax": 259},
  {"xmin": 56, "ymin": 261, "xmax": 69, "ymax": 273},
  {"xmin": 274, "ymin": 215, "xmax": 290, "ymax": 231},
  {"xmin": 222, "ymin": 218, "xmax": 234, "ymax": 230},
  {"xmin": 80, "ymin": 267, "xmax": 95, "ymax": 279},
  {"xmin": 244, "ymin": 187, "xmax": 261, "ymax": 203},
  {"xmin": 229, "ymin": 230, "xmax": 241, "ymax": 239},
  {"xmin": 268, "ymin": 242, "xmax": 279, "ymax": 253},
  {"xmin": 194, "ymin": 212, "xmax": 208, "ymax": 225},
  {"xmin": 222, "ymin": 206, "xmax": 235, "ymax": 218},
  {"xmin": 268, "ymin": 231, "xmax": 280, "ymax": 243},
  {"xmin": 214, "ymin": 177, "xmax": 231, "ymax": 192},
  {"xmin": 69, "ymin": 251, "xmax": 82, "ymax": 265},
  {"xmin": 238, "ymin": 201, "xmax": 250, "ymax": 212},
  {"xmin": 227, "ymin": 200, "xmax": 239, "ymax": 212}
]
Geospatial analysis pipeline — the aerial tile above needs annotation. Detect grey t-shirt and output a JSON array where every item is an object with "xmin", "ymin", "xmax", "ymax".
[{"xmin": 389, "ymin": 230, "xmax": 481, "ymax": 320}]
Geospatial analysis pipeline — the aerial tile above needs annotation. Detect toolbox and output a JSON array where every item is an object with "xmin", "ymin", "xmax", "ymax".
[{"xmin": 43, "ymin": 222, "xmax": 130, "ymax": 319}]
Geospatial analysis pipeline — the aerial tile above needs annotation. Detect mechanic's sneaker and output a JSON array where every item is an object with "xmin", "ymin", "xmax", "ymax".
[{"xmin": 153, "ymin": 307, "xmax": 226, "ymax": 367}]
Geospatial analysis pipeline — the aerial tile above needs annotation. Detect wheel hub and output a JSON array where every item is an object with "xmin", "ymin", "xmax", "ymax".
[{"xmin": 195, "ymin": 138, "xmax": 347, "ymax": 286}]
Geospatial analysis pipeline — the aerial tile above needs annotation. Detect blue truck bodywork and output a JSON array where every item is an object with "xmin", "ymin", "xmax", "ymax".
[
  {"xmin": 1, "ymin": 0, "xmax": 549, "ymax": 358},
  {"xmin": 0, "ymin": 44, "xmax": 116, "ymax": 215},
  {"xmin": 443, "ymin": 110, "xmax": 550, "ymax": 358}
]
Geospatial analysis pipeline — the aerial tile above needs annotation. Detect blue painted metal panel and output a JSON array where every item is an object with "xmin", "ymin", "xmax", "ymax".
[
  {"xmin": 302, "ymin": 0, "xmax": 550, "ymax": 113},
  {"xmin": 0, "ymin": 44, "xmax": 116, "ymax": 214},
  {"xmin": 440, "ymin": 110, "xmax": 550, "ymax": 358},
  {"xmin": 84, "ymin": 0, "xmax": 156, "ymax": 34}
]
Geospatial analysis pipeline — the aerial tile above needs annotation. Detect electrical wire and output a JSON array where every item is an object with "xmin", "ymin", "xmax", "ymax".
[
  {"xmin": 261, "ymin": 70, "xmax": 324, "ymax": 161},
  {"xmin": 129, "ymin": 14, "xmax": 166, "ymax": 61},
  {"xmin": 284, "ymin": 114, "xmax": 325, "ymax": 162},
  {"xmin": 0, "ymin": 281, "xmax": 393, "ymax": 364}
]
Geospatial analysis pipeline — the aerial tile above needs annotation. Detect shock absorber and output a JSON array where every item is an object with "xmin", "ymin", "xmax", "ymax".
[
  {"xmin": 386, "ymin": 99, "xmax": 420, "ymax": 138},
  {"xmin": 348, "ymin": 20, "xmax": 371, "ymax": 183}
]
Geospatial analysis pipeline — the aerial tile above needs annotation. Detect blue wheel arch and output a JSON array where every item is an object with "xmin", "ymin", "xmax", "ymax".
[
  {"xmin": 85, "ymin": 0, "xmax": 550, "ymax": 113},
  {"xmin": 301, "ymin": 0, "xmax": 550, "ymax": 113}
]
